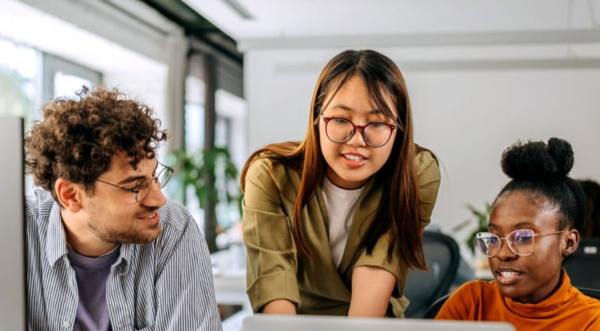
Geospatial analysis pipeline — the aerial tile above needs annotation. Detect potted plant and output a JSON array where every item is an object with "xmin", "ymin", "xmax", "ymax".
[
  {"xmin": 465, "ymin": 203, "xmax": 492, "ymax": 253},
  {"xmin": 169, "ymin": 147, "xmax": 242, "ymax": 252},
  {"xmin": 452, "ymin": 202, "xmax": 492, "ymax": 277}
]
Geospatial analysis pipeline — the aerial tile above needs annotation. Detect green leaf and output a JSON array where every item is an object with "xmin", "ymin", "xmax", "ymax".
[
  {"xmin": 168, "ymin": 147, "xmax": 242, "ymax": 228},
  {"xmin": 462, "ymin": 202, "xmax": 492, "ymax": 254}
]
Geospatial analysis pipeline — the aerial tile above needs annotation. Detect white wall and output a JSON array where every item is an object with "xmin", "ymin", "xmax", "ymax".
[{"xmin": 244, "ymin": 48, "xmax": 600, "ymax": 253}]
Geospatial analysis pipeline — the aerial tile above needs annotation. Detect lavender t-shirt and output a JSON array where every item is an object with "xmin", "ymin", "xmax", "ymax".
[{"xmin": 67, "ymin": 245, "xmax": 120, "ymax": 331}]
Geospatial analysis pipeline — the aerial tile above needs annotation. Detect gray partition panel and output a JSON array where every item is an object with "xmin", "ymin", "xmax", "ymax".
[{"xmin": 0, "ymin": 116, "xmax": 26, "ymax": 330}]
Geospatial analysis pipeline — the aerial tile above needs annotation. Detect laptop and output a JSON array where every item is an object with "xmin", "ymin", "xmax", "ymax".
[
  {"xmin": 0, "ymin": 116, "xmax": 27, "ymax": 330},
  {"xmin": 241, "ymin": 314, "xmax": 515, "ymax": 331}
]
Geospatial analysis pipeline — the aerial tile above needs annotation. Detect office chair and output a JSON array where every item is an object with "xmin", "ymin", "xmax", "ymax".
[
  {"xmin": 404, "ymin": 231, "xmax": 460, "ymax": 318},
  {"xmin": 564, "ymin": 239, "xmax": 600, "ymax": 290},
  {"xmin": 578, "ymin": 287, "xmax": 600, "ymax": 301},
  {"xmin": 424, "ymin": 293, "xmax": 451, "ymax": 319}
]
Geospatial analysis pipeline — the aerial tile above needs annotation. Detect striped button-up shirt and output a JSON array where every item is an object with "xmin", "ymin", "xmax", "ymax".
[{"xmin": 26, "ymin": 190, "xmax": 222, "ymax": 331}]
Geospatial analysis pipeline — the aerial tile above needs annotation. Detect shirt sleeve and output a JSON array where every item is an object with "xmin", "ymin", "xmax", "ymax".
[
  {"xmin": 154, "ymin": 208, "xmax": 222, "ymax": 331},
  {"xmin": 242, "ymin": 159, "xmax": 300, "ymax": 313},
  {"xmin": 353, "ymin": 231, "xmax": 408, "ymax": 285},
  {"xmin": 353, "ymin": 230, "xmax": 411, "ymax": 317},
  {"xmin": 415, "ymin": 150, "xmax": 441, "ymax": 229}
]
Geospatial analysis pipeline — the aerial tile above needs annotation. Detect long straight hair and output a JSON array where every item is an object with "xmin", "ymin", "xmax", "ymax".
[{"xmin": 241, "ymin": 50, "xmax": 426, "ymax": 270}]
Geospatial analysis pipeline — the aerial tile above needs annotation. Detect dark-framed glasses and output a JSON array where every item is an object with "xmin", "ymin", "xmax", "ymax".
[
  {"xmin": 321, "ymin": 114, "xmax": 396, "ymax": 148},
  {"xmin": 95, "ymin": 162, "xmax": 174, "ymax": 202},
  {"xmin": 475, "ymin": 229, "xmax": 565, "ymax": 257}
]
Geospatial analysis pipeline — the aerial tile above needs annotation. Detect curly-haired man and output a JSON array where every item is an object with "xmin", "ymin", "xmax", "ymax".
[{"xmin": 25, "ymin": 87, "xmax": 221, "ymax": 330}]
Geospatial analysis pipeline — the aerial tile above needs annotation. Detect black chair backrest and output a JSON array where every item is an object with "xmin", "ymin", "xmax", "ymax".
[
  {"xmin": 424, "ymin": 293, "xmax": 451, "ymax": 319},
  {"xmin": 578, "ymin": 287, "xmax": 600, "ymax": 300},
  {"xmin": 404, "ymin": 231, "xmax": 460, "ymax": 318},
  {"xmin": 564, "ymin": 239, "xmax": 600, "ymax": 290}
]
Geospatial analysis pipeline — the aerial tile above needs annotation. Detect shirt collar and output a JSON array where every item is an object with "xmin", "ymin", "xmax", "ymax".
[
  {"xmin": 45, "ymin": 202, "xmax": 68, "ymax": 268},
  {"xmin": 45, "ymin": 201, "xmax": 134, "ymax": 273},
  {"xmin": 504, "ymin": 269, "xmax": 578, "ymax": 316},
  {"xmin": 116, "ymin": 243, "xmax": 133, "ymax": 274}
]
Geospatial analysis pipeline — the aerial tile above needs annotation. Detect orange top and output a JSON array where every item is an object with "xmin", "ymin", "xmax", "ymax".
[{"xmin": 436, "ymin": 271, "xmax": 600, "ymax": 331}]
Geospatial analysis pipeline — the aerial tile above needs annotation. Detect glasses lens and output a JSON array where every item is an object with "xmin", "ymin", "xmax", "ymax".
[
  {"xmin": 326, "ymin": 118, "xmax": 354, "ymax": 143},
  {"xmin": 507, "ymin": 229, "xmax": 535, "ymax": 256},
  {"xmin": 135, "ymin": 164, "xmax": 173, "ymax": 202},
  {"xmin": 364, "ymin": 123, "xmax": 393, "ymax": 146},
  {"xmin": 157, "ymin": 165, "xmax": 173, "ymax": 189},
  {"xmin": 475, "ymin": 232, "xmax": 500, "ymax": 257}
]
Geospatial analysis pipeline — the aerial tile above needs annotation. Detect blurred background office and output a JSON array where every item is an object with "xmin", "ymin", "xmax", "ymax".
[{"xmin": 2, "ymin": 0, "xmax": 600, "ymax": 325}]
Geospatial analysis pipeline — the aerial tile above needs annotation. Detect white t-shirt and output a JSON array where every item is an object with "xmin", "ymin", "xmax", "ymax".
[{"xmin": 322, "ymin": 176, "xmax": 366, "ymax": 268}]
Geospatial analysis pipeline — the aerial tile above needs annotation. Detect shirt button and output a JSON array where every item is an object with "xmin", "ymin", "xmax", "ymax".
[{"xmin": 63, "ymin": 321, "xmax": 70, "ymax": 328}]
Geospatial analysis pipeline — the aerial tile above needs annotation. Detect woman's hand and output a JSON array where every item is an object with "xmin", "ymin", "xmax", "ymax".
[{"xmin": 348, "ymin": 266, "xmax": 396, "ymax": 317}]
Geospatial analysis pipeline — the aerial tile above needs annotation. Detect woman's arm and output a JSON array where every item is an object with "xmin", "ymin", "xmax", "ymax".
[
  {"xmin": 243, "ymin": 159, "xmax": 301, "ymax": 313},
  {"xmin": 348, "ymin": 266, "xmax": 396, "ymax": 317},
  {"xmin": 262, "ymin": 299, "xmax": 297, "ymax": 314}
]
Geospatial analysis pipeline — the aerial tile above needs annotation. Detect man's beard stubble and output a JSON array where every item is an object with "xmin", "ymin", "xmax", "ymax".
[{"xmin": 88, "ymin": 207, "xmax": 163, "ymax": 245}]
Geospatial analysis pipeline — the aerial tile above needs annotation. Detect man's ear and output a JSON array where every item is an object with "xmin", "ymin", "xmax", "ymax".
[
  {"xmin": 562, "ymin": 229, "xmax": 580, "ymax": 258},
  {"xmin": 54, "ymin": 178, "xmax": 83, "ymax": 213}
]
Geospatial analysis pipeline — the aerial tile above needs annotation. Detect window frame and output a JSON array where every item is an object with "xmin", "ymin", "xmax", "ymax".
[{"xmin": 42, "ymin": 53, "xmax": 102, "ymax": 101}]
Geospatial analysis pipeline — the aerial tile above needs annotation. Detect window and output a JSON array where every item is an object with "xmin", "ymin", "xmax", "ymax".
[
  {"xmin": 214, "ymin": 89, "xmax": 246, "ymax": 230},
  {"xmin": 181, "ymin": 69, "xmax": 247, "ymax": 232},
  {"xmin": 0, "ymin": 37, "xmax": 102, "ymax": 129},
  {"xmin": 0, "ymin": 38, "xmax": 38, "ymax": 131},
  {"xmin": 43, "ymin": 53, "xmax": 101, "ymax": 101},
  {"xmin": 1, "ymin": 37, "xmax": 103, "ymax": 192}
]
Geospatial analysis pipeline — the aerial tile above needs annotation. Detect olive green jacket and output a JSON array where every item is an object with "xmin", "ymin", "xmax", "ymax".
[{"xmin": 242, "ymin": 150, "xmax": 441, "ymax": 317}]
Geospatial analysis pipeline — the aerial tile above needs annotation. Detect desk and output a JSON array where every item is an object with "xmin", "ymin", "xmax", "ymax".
[
  {"xmin": 211, "ymin": 247, "xmax": 249, "ymax": 308},
  {"xmin": 211, "ymin": 247, "xmax": 252, "ymax": 331}
]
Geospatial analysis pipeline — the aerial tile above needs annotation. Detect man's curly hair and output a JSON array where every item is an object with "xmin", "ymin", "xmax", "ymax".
[{"xmin": 25, "ymin": 86, "xmax": 168, "ymax": 202}]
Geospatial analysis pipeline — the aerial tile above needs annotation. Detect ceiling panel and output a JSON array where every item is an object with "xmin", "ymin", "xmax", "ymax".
[{"xmin": 184, "ymin": 0, "xmax": 600, "ymax": 39}]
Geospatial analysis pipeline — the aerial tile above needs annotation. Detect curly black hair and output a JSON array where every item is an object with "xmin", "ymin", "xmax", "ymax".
[
  {"xmin": 25, "ymin": 86, "xmax": 168, "ymax": 203},
  {"xmin": 495, "ymin": 137, "xmax": 586, "ymax": 231}
]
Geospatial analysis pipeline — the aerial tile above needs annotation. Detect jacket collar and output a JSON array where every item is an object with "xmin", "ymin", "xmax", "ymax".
[{"xmin": 333, "ymin": 176, "xmax": 382, "ymax": 275}]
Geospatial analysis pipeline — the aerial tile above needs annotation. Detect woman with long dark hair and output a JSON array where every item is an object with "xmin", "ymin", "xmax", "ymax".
[{"xmin": 241, "ymin": 49, "xmax": 440, "ymax": 317}]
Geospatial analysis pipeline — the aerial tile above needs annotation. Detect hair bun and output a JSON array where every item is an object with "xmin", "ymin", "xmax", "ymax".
[
  {"xmin": 547, "ymin": 138, "xmax": 575, "ymax": 176},
  {"xmin": 501, "ymin": 137, "xmax": 574, "ymax": 180}
]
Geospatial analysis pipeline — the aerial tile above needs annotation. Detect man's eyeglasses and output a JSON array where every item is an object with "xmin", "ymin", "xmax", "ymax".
[
  {"xmin": 475, "ymin": 229, "xmax": 565, "ymax": 257},
  {"xmin": 321, "ymin": 114, "xmax": 396, "ymax": 147},
  {"xmin": 95, "ymin": 162, "xmax": 174, "ymax": 202}
]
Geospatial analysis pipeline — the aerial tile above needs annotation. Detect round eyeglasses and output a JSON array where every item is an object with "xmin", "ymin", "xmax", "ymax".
[
  {"xmin": 95, "ymin": 162, "xmax": 174, "ymax": 202},
  {"xmin": 475, "ymin": 229, "xmax": 565, "ymax": 257},
  {"xmin": 321, "ymin": 114, "xmax": 396, "ymax": 148}
]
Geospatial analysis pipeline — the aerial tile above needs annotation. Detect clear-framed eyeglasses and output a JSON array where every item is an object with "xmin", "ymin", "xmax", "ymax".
[
  {"xmin": 321, "ymin": 113, "xmax": 397, "ymax": 147},
  {"xmin": 95, "ymin": 162, "xmax": 174, "ymax": 202},
  {"xmin": 475, "ymin": 229, "xmax": 565, "ymax": 257}
]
